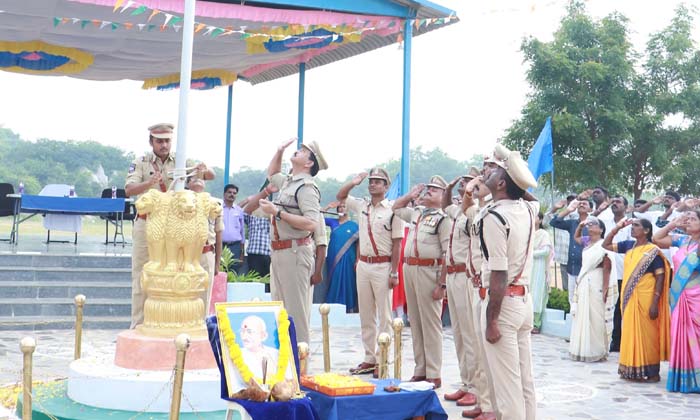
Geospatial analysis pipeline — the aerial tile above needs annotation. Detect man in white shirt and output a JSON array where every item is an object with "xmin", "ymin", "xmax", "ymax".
[{"xmin": 602, "ymin": 195, "xmax": 631, "ymax": 352}]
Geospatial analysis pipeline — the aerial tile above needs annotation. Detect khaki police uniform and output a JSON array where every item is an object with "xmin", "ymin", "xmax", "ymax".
[
  {"xmin": 312, "ymin": 212, "xmax": 328, "ymax": 299},
  {"xmin": 444, "ymin": 203, "xmax": 478, "ymax": 394},
  {"xmin": 476, "ymin": 144, "xmax": 539, "ymax": 420},
  {"xmin": 465, "ymin": 202, "xmax": 495, "ymax": 413},
  {"xmin": 268, "ymin": 172, "xmax": 321, "ymax": 344},
  {"xmin": 346, "ymin": 195, "xmax": 404, "ymax": 364},
  {"xmin": 200, "ymin": 211, "xmax": 224, "ymax": 313},
  {"xmin": 394, "ymin": 204, "xmax": 451, "ymax": 379},
  {"xmin": 125, "ymin": 151, "xmax": 176, "ymax": 328}
]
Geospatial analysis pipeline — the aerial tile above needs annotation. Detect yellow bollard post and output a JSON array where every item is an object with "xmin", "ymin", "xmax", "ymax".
[
  {"xmin": 319, "ymin": 304, "xmax": 331, "ymax": 373},
  {"xmin": 297, "ymin": 342, "xmax": 310, "ymax": 376},
  {"xmin": 20, "ymin": 336, "xmax": 36, "ymax": 420},
  {"xmin": 392, "ymin": 318, "xmax": 404, "ymax": 380},
  {"xmin": 74, "ymin": 294, "xmax": 86, "ymax": 360},
  {"xmin": 377, "ymin": 333, "xmax": 391, "ymax": 380},
  {"xmin": 169, "ymin": 334, "xmax": 191, "ymax": 420}
]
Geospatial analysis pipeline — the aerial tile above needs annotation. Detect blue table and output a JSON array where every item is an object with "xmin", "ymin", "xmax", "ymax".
[
  {"xmin": 303, "ymin": 379, "xmax": 447, "ymax": 420},
  {"xmin": 8, "ymin": 194, "xmax": 127, "ymax": 245}
]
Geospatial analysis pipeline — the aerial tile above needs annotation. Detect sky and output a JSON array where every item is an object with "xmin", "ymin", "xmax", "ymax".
[{"xmin": 0, "ymin": 0, "xmax": 697, "ymax": 181}]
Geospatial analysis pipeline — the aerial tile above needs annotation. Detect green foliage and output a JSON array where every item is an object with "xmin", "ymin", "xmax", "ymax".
[
  {"xmin": 218, "ymin": 246, "xmax": 269, "ymax": 284},
  {"xmin": 0, "ymin": 127, "xmax": 134, "ymax": 197},
  {"xmin": 547, "ymin": 287, "xmax": 571, "ymax": 314},
  {"xmin": 503, "ymin": 2, "xmax": 700, "ymax": 199},
  {"xmin": 229, "ymin": 270, "xmax": 270, "ymax": 284}
]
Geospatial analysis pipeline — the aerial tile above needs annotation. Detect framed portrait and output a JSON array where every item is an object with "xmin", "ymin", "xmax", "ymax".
[{"xmin": 215, "ymin": 301, "xmax": 299, "ymax": 398}]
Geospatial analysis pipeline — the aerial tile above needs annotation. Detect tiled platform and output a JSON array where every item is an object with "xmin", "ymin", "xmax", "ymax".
[{"xmin": 1, "ymin": 326, "xmax": 697, "ymax": 419}]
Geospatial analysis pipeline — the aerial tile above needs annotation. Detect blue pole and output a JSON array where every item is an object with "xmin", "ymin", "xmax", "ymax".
[
  {"xmin": 224, "ymin": 84, "xmax": 233, "ymax": 185},
  {"xmin": 400, "ymin": 19, "xmax": 413, "ymax": 195},
  {"xmin": 297, "ymin": 62, "xmax": 306, "ymax": 149}
]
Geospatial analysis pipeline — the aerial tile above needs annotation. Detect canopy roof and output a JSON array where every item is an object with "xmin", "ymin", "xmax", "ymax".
[{"xmin": 0, "ymin": 0, "xmax": 457, "ymax": 85}]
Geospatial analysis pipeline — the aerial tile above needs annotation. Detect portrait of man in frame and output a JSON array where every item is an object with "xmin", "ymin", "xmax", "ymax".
[{"xmin": 216, "ymin": 301, "xmax": 299, "ymax": 398}]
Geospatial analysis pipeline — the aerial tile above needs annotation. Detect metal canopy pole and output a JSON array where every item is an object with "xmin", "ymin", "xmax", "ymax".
[
  {"xmin": 224, "ymin": 84, "xmax": 233, "ymax": 185},
  {"xmin": 297, "ymin": 62, "xmax": 306, "ymax": 149},
  {"xmin": 400, "ymin": 18, "xmax": 413, "ymax": 195},
  {"xmin": 173, "ymin": 0, "xmax": 196, "ymax": 192}
]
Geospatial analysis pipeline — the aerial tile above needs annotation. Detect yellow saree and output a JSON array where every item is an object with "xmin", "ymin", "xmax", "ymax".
[{"xmin": 618, "ymin": 243, "xmax": 671, "ymax": 380}]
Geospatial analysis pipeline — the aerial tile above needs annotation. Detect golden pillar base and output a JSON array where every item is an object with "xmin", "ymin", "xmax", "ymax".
[
  {"xmin": 134, "ymin": 189, "xmax": 221, "ymax": 339},
  {"xmin": 136, "ymin": 267, "xmax": 209, "ymax": 338}
]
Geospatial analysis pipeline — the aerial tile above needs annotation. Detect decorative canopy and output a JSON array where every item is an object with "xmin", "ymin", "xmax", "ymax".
[{"xmin": 0, "ymin": 0, "xmax": 458, "ymax": 85}]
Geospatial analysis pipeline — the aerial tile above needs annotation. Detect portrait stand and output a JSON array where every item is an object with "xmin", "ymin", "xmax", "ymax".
[{"xmin": 207, "ymin": 307, "xmax": 320, "ymax": 420}]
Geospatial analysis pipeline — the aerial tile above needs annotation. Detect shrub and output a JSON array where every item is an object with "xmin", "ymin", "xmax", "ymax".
[
  {"xmin": 547, "ymin": 287, "xmax": 570, "ymax": 313},
  {"xmin": 219, "ymin": 246, "xmax": 270, "ymax": 284}
]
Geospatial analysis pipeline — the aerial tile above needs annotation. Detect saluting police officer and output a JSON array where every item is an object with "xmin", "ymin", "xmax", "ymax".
[
  {"xmin": 441, "ymin": 167, "xmax": 481, "ymax": 408},
  {"xmin": 337, "ymin": 168, "xmax": 404, "ymax": 377},
  {"xmin": 462, "ymin": 169, "xmax": 496, "ymax": 420},
  {"xmin": 476, "ymin": 145, "xmax": 538, "ymax": 420},
  {"xmin": 393, "ymin": 176, "xmax": 451, "ymax": 389},
  {"xmin": 255, "ymin": 139, "xmax": 328, "ymax": 344},
  {"xmin": 124, "ymin": 123, "xmax": 215, "ymax": 328}
]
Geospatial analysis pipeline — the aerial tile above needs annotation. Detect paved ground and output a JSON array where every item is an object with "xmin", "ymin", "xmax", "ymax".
[{"xmin": 1, "ymin": 326, "xmax": 697, "ymax": 419}]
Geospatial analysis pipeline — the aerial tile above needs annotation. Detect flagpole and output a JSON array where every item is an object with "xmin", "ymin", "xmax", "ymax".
[{"xmin": 549, "ymin": 119, "xmax": 557, "ymax": 288}]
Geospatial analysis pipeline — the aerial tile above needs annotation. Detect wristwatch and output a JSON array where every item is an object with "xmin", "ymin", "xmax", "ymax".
[
  {"xmin": 389, "ymin": 272, "xmax": 399, "ymax": 278},
  {"xmin": 276, "ymin": 209, "xmax": 283, "ymax": 220},
  {"xmin": 440, "ymin": 284, "xmax": 447, "ymax": 289}
]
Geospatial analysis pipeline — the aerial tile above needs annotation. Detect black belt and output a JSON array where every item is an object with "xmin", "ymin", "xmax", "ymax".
[{"xmin": 223, "ymin": 241, "xmax": 242, "ymax": 246}]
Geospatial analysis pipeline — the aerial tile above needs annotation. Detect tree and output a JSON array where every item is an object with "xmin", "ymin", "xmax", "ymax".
[{"xmin": 503, "ymin": 2, "xmax": 700, "ymax": 199}]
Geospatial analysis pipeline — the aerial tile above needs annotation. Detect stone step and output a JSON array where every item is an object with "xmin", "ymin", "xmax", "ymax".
[
  {"xmin": 0, "ymin": 315, "xmax": 130, "ymax": 331},
  {"xmin": 0, "ymin": 281, "xmax": 131, "ymax": 299},
  {"xmin": 0, "ymin": 266, "xmax": 130, "ymax": 282},
  {"xmin": 0, "ymin": 253, "xmax": 131, "ymax": 269},
  {"xmin": 0, "ymin": 298, "xmax": 131, "ymax": 317}
]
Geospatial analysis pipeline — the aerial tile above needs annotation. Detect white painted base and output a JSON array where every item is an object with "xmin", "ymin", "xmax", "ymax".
[
  {"xmin": 225, "ymin": 284, "xmax": 361, "ymax": 327},
  {"xmin": 226, "ymin": 282, "xmax": 269, "ymax": 302},
  {"xmin": 67, "ymin": 354, "xmax": 227, "ymax": 413},
  {"xmin": 310, "ymin": 303, "xmax": 360, "ymax": 327},
  {"xmin": 541, "ymin": 308, "xmax": 572, "ymax": 338}
]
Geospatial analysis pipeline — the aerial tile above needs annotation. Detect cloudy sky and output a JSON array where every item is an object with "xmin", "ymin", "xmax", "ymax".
[{"xmin": 0, "ymin": 0, "xmax": 696, "ymax": 180}]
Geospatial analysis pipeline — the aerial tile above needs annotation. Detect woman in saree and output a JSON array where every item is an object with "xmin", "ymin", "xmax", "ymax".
[
  {"xmin": 531, "ymin": 212, "xmax": 553, "ymax": 334},
  {"xmin": 325, "ymin": 201, "xmax": 360, "ymax": 312},
  {"xmin": 603, "ymin": 218, "xmax": 670, "ymax": 382},
  {"xmin": 653, "ymin": 209, "xmax": 700, "ymax": 393},
  {"xmin": 569, "ymin": 216, "xmax": 618, "ymax": 361}
]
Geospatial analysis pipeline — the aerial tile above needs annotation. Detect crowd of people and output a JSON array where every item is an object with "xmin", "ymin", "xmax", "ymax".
[
  {"xmin": 542, "ymin": 186, "xmax": 700, "ymax": 393},
  {"xmin": 124, "ymin": 122, "xmax": 700, "ymax": 420}
]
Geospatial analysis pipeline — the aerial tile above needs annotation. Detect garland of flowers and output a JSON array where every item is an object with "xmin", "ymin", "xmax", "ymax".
[{"xmin": 217, "ymin": 306, "xmax": 292, "ymax": 388}]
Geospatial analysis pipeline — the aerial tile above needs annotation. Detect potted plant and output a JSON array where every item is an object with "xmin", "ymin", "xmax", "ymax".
[{"xmin": 220, "ymin": 247, "xmax": 270, "ymax": 301}]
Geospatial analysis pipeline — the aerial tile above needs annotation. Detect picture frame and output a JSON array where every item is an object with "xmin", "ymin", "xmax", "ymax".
[{"xmin": 215, "ymin": 301, "xmax": 299, "ymax": 398}]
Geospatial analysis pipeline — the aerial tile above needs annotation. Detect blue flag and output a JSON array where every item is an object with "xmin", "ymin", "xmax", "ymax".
[
  {"xmin": 527, "ymin": 117, "xmax": 554, "ymax": 182},
  {"xmin": 385, "ymin": 173, "xmax": 401, "ymax": 200}
]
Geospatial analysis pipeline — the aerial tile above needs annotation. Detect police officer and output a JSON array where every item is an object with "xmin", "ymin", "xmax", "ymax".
[
  {"xmin": 441, "ymin": 167, "xmax": 481, "ymax": 408},
  {"xmin": 312, "ymin": 211, "xmax": 328, "ymax": 290},
  {"xmin": 476, "ymin": 145, "xmax": 538, "ymax": 420},
  {"xmin": 256, "ymin": 139, "xmax": 327, "ymax": 344},
  {"xmin": 463, "ymin": 170, "xmax": 495, "ymax": 420},
  {"xmin": 337, "ymin": 168, "xmax": 404, "ymax": 377},
  {"xmin": 186, "ymin": 176, "xmax": 224, "ymax": 314},
  {"xmin": 393, "ymin": 175, "xmax": 451, "ymax": 389},
  {"xmin": 125, "ymin": 123, "xmax": 214, "ymax": 328}
]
